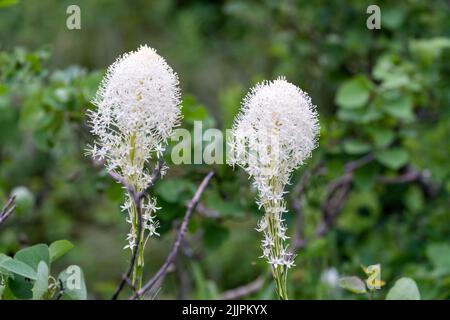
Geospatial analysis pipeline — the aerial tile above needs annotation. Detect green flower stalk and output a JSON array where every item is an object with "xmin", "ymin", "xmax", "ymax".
[
  {"xmin": 87, "ymin": 45, "xmax": 182, "ymax": 290},
  {"xmin": 228, "ymin": 77, "xmax": 319, "ymax": 299}
]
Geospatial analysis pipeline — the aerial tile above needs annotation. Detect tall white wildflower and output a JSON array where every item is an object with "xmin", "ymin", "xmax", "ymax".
[
  {"xmin": 87, "ymin": 45, "xmax": 182, "ymax": 256},
  {"xmin": 228, "ymin": 76, "xmax": 319, "ymax": 299}
]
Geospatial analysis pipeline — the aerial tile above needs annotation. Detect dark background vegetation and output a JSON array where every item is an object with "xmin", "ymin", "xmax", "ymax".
[{"xmin": 0, "ymin": 0, "xmax": 449, "ymax": 299}]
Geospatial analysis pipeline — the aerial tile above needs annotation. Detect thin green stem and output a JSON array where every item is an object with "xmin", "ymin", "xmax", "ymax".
[
  {"xmin": 265, "ymin": 203, "xmax": 289, "ymax": 300},
  {"xmin": 130, "ymin": 195, "xmax": 145, "ymax": 292}
]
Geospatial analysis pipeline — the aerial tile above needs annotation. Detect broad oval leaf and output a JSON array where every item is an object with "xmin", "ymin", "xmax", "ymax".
[
  {"xmin": 375, "ymin": 148, "xmax": 409, "ymax": 170},
  {"xmin": 14, "ymin": 244, "xmax": 50, "ymax": 271},
  {"xmin": 343, "ymin": 140, "xmax": 371, "ymax": 155},
  {"xmin": 338, "ymin": 276, "xmax": 367, "ymax": 294},
  {"xmin": 335, "ymin": 76, "xmax": 372, "ymax": 109},
  {"xmin": 386, "ymin": 277, "xmax": 421, "ymax": 300},
  {"xmin": 0, "ymin": 259, "xmax": 37, "ymax": 280},
  {"xmin": 58, "ymin": 265, "xmax": 87, "ymax": 300},
  {"xmin": 49, "ymin": 240, "xmax": 74, "ymax": 263}
]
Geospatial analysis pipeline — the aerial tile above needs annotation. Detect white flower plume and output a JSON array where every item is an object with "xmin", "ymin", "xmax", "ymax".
[
  {"xmin": 228, "ymin": 76, "xmax": 319, "ymax": 270},
  {"xmin": 88, "ymin": 45, "xmax": 181, "ymax": 179},
  {"xmin": 87, "ymin": 45, "xmax": 182, "ymax": 250}
]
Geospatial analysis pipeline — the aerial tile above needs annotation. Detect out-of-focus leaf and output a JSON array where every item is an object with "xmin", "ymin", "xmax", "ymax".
[
  {"xmin": 382, "ymin": 6, "xmax": 406, "ymax": 29},
  {"xmin": 335, "ymin": 76, "xmax": 372, "ymax": 109},
  {"xmin": 338, "ymin": 276, "xmax": 367, "ymax": 294},
  {"xmin": 32, "ymin": 261, "xmax": 49, "ymax": 300},
  {"xmin": 410, "ymin": 37, "xmax": 450, "ymax": 65},
  {"xmin": 0, "ymin": 0, "xmax": 18, "ymax": 8},
  {"xmin": 369, "ymin": 128, "xmax": 395, "ymax": 147},
  {"xmin": 182, "ymin": 95, "xmax": 208, "ymax": 123},
  {"xmin": 11, "ymin": 186, "xmax": 34, "ymax": 214},
  {"xmin": 8, "ymin": 275, "xmax": 33, "ymax": 299},
  {"xmin": 0, "ymin": 259, "xmax": 37, "ymax": 280},
  {"xmin": 58, "ymin": 265, "xmax": 87, "ymax": 300},
  {"xmin": 203, "ymin": 222, "xmax": 229, "ymax": 250},
  {"xmin": 49, "ymin": 240, "xmax": 74, "ymax": 263},
  {"xmin": 380, "ymin": 93, "xmax": 414, "ymax": 121},
  {"xmin": 426, "ymin": 243, "xmax": 450, "ymax": 271},
  {"xmin": 155, "ymin": 179, "xmax": 195, "ymax": 203},
  {"xmin": 375, "ymin": 148, "xmax": 409, "ymax": 170},
  {"xmin": 343, "ymin": 140, "xmax": 371, "ymax": 155},
  {"xmin": 14, "ymin": 244, "xmax": 50, "ymax": 271},
  {"xmin": 386, "ymin": 277, "xmax": 420, "ymax": 300}
]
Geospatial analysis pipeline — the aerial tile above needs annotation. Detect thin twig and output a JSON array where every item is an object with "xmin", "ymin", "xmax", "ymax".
[
  {"xmin": 377, "ymin": 166, "xmax": 439, "ymax": 197},
  {"xmin": 0, "ymin": 196, "xmax": 16, "ymax": 228},
  {"xmin": 130, "ymin": 171, "xmax": 215, "ymax": 300},
  {"xmin": 111, "ymin": 160, "xmax": 164, "ymax": 300},
  {"xmin": 220, "ymin": 275, "xmax": 266, "ymax": 300},
  {"xmin": 219, "ymin": 153, "xmax": 440, "ymax": 300},
  {"xmin": 316, "ymin": 154, "xmax": 374, "ymax": 236},
  {"xmin": 196, "ymin": 203, "xmax": 221, "ymax": 220}
]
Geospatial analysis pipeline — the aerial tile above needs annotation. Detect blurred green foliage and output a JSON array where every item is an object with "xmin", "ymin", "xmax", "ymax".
[{"xmin": 0, "ymin": 0, "xmax": 449, "ymax": 299}]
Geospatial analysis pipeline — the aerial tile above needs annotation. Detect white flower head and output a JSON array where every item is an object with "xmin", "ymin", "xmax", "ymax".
[
  {"xmin": 228, "ymin": 76, "xmax": 319, "ymax": 205},
  {"xmin": 229, "ymin": 77, "xmax": 319, "ymax": 272},
  {"xmin": 88, "ymin": 44, "xmax": 182, "ymax": 178},
  {"xmin": 87, "ymin": 45, "xmax": 181, "ymax": 251}
]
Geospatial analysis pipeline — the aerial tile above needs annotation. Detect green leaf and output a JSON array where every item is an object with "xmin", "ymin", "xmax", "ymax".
[
  {"xmin": 182, "ymin": 95, "xmax": 209, "ymax": 123},
  {"xmin": 382, "ymin": 6, "xmax": 406, "ymax": 30},
  {"xmin": 49, "ymin": 240, "xmax": 74, "ymax": 263},
  {"xmin": 335, "ymin": 76, "xmax": 372, "ymax": 109},
  {"xmin": 375, "ymin": 148, "xmax": 409, "ymax": 170},
  {"xmin": 14, "ymin": 244, "xmax": 50, "ymax": 271},
  {"xmin": 410, "ymin": 37, "xmax": 450, "ymax": 65},
  {"xmin": 155, "ymin": 179, "xmax": 195, "ymax": 203},
  {"xmin": 386, "ymin": 277, "xmax": 420, "ymax": 300},
  {"xmin": 381, "ymin": 93, "xmax": 414, "ymax": 121},
  {"xmin": 426, "ymin": 243, "xmax": 450, "ymax": 271},
  {"xmin": 343, "ymin": 140, "xmax": 371, "ymax": 155},
  {"xmin": 204, "ymin": 192, "xmax": 241, "ymax": 218},
  {"xmin": 0, "ymin": 0, "xmax": 19, "ymax": 8},
  {"xmin": 0, "ymin": 259, "xmax": 37, "ymax": 280},
  {"xmin": 354, "ymin": 163, "xmax": 378, "ymax": 190},
  {"xmin": 0, "ymin": 253, "xmax": 11, "ymax": 266},
  {"xmin": 8, "ymin": 275, "xmax": 33, "ymax": 299},
  {"xmin": 337, "ymin": 107, "xmax": 381, "ymax": 124},
  {"xmin": 58, "ymin": 265, "xmax": 87, "ymax": 300},
  {"xmin": 32, "ymin": 261, "xmax": 49, "ymax": 300},
  {"xmin": 369, "ymin": 128, "xmax": 395, "ymax": 148},
  {"xmin": 203, "ymin": 222, "xmax": 230, "ymax": 250},
  {"xmin": 338, "ymin": 276, "xmax": 367, "ymax": 294},
  {"xmin": 11, "ymin": 186, "xmax": 34, "ymax": 214}
]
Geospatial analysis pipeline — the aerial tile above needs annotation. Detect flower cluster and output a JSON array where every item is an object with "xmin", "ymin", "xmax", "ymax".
[
  {"xmin": 87, "ymin": 45, "xmax": 182, "ymax": 249},
  {"xmin": 228, "ymin": 77, "xmax": 319, "ymax": 268}
]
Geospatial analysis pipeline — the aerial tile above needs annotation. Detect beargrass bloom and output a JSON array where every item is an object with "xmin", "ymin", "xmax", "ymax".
[
  {"xmin": 228, "ymin": 77, "xmax": 319, "ymax": 299},
  {"xmin": 87, "ymin": 45, "xmax": 182, "ymax": 288}
]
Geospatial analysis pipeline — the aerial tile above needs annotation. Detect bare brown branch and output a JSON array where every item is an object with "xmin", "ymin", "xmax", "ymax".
[
  {"xmin": 0, "ymin": 196, "xmax": 16, "ymax": 228},
  {"xmin": 130, "ymin": 171, "xmax": 214, "ymax": 300},
  {"xmin": 219, "ymin": 276, "xmax": 265, "ymax": 300}
]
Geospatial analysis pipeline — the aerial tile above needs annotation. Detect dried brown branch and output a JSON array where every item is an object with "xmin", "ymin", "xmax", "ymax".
[
  {"xmin": 0, "ymin": 196, "xmax": 16, "ymax": 228},
  {"xmin": 111, "ymin": 159, "xmax": 164, "ymax": 300},
  {"xmin": 378, "ymin": 166, "xmax": 439, "ymax": 197},
  {"xmin": 316, "ymin": 154, "xmax": 374, "ymax": 236},
  {"xmin": 130, "ymin": 171, "xmax": 215, "ymax": 300},
  {"xmin": 196, "ymin": 203, "xmax": 221, "ymax": 220},
  {"xmin": 219, "ymin": 275, "xmax": 266, "ymax": 300},
  {"xmin": 220, "ymin": 153, "xmax": 440, "ymax": 300}
]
